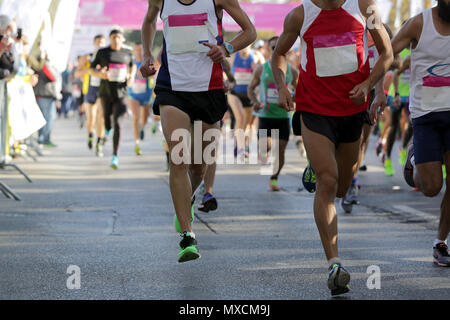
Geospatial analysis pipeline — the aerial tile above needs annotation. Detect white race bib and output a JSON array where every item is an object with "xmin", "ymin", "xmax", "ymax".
[
  {"xmin": 422, "ymin": 75, "xmax": 450, "ymax": 108},
  {"xmin": 132, "ymin": 79, "xmax": 147, "ymax": 94},
  {"xmin": 401, "ymin": 68, "xmax": 411, "ymax": 84},
  {"xmin": 267, "ymin": 84, "xmax": 279, "ymax": 104},
  {"xmin": 234, "ymin": 67, "xmax": 252, "ymax": 86},
  {"xmin": 167, "ymin": 13, "xmax": 211, "ymax": 54},
  {"xmin": 109, "ymin": 63, "xmax": 127, "ymax": 83},
  {"xmin": 313, "ymin": 32, "xmax": 358, "ymax": 77},
  {"xmin": 90, "ymin": 75, "xmax": 101, "ymax": 87},
  {"xmin": 368, "ymin": 48, "xmax": 376, "ymax": 71}
]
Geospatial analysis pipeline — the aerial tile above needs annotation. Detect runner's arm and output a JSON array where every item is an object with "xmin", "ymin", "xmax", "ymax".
[
  {"xmin": 140, "ymin": 0, "xmax": 162, "ymax": 77},
  {"xmin": 127, "ymin": 62, "xmax": 137, "ymax": 87},
  {"xmin": 392, "ymin": 15, "xmax": 422, "ymax": 56},
  {"xmin": 222, "ymin": 59, "xmax": 236, "ymax": 83},
  {"xmin": 290, "ymin": 65, "xmax": 299, "ymax": 92},
  {"xmin": 216, "ymin": 0, "xmax": 256, "ymax": 52},
  {"xmin": 352, "ymin": 0, "xmax": 393, "ymax": 100},
  {"xmin": 271, "ymin": 6, "xmax": 304, "ymax": 111},
  {"xmin": 247, "ymin": 64, "xmax": 263, "ymax": 109}
]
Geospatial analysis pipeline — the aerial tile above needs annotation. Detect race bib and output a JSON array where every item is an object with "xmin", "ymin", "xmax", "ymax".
[
  {"xmin": 109, "ymin": 63, "xmax": 128, "ymax": 83},
  {"xmin": 368, "ymin": 48, "xmax": 376, "ymax": 71},
  {"xmin": 90, "ymin": 75, "xmax": 101, "ymax": 87},
  {"xmin": 266, "ymin": 83, "xmax": 289, "ymax": 104},
  {"xmin": 313, "ymin": 32, "xmax": 358, "ymax": 77},
  {"xmin": 234, "ymin": 67, "xmax": 252, "ymax": 86},
  {"xmin": 132, "ymin": 79, "xmax": 148, "ymax": 94},
  {"xmin": 422, "ymin": 75, "xmax": 450, "ymax": 108},
  {"xmin": 401, "ymin": 68, "xmax": 411, "ymax": 84},
  {"xmin": 267, "ymin": 83, "xmax": 281, "ymax": 104},
  {"xmin": 166, "ymin": 13, "xmax": 211, "ymax": 54}
]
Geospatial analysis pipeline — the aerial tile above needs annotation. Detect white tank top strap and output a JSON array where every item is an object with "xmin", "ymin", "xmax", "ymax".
[
  {"xmin": 300, "ymin": 0, "xmax": 321, "ymax": 37},
  {"xmin": 342, "ymin": 0, "xmax": 366, "ymax": 28}
]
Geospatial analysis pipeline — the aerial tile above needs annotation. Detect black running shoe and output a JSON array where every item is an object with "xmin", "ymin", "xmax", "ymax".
[
  {"xmin": 433, "ymin": 243, "xmax": 450, "ymax": 267},
  {"xmin": 404, "ymin": 143, "xmax": 416, "ymax": 188},
  {"xmin": 198, "ymin": 193, "xmax": 218, "ymax": 213}
]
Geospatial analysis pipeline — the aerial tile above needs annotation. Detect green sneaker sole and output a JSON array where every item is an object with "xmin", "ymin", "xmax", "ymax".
[{"xmin": 178, "ymin": 246, "xmax": 200, "ymax": 263}]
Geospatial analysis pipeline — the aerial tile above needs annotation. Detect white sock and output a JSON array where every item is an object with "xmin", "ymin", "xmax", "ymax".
[
  {"xmin": 183, "ymin": 232, "xmax": 196, "ymax": 239},
  {"xmin": 328, "ymin": 257, "xmax": 341, "ymax": 268},
  {"xmin": 433, "ymin": 239, "xmax": 447, "ymax": 247}
]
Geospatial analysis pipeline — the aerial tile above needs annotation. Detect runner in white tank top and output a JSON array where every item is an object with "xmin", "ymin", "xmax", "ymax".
[
  {"xmin": 392, "ymin": 2, "xmax": 450, "ymax": 267},
  {"xmin": 140, "ymin": 0, "xmax": 256, "ymax": 264}
]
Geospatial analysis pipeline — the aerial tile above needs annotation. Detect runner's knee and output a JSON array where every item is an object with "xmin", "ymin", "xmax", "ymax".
[{"xmin": 317, "ymin": 172, "xmax": 338, "ymax": 194}]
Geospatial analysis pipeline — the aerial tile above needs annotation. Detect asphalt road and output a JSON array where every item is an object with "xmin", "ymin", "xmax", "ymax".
[{"xmin": 0, "ymin": 114, "xmax": 448, "ymax": 300}]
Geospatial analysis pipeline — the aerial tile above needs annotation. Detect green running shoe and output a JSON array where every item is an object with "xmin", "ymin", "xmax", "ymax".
[
  {"xmin": 384, "ymin": 158, "xmax": 395, "ymax": 176},
  {"xmin": 135, "ymin": 144, "xmax": 142, "ymax": 156},
  {"xmin": 443, "ymin": 165, "xmax": 447, "ymax": 180},
  {"xmin": 399, "ymin": 148, "xmax": 407, "ymax": 167},
  {"xmin": 174, "ymin": 197, "xmax": 195, "ymax": 233},
  {"xmin": 328, "ymin": 263, "xmax": 351, "ymax": 296},
  {"xmin": 178, "ymin": 233, "xmax": 200, "ymax": 263},
  {"xmin": 302, "ymin": 163, "xmax": 316, "ymax": 193},
  {"xmin": 270, "ymin": 179, "xmax": 281, "ymax": 191}
]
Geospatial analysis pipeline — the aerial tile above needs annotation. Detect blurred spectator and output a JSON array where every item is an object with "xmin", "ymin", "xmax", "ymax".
[
  {"xmin": 59, "ymin": 62, "xmax": 74, "ymax": 118},
  {"xmin": 0, "ymin": 15, "xmax": 14, "ymax": 79},
  {"xmin": 30, "ymin": 41, "xmax": 60, "ymax": 147}
]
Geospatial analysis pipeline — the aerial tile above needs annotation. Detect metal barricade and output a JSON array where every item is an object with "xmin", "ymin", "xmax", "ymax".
[{"xmin": 0, "ymin": 78, "xmax": 33, "ymax": 201}]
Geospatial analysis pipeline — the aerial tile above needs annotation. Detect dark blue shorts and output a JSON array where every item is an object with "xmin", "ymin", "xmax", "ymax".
[
  {"xmin": 84, "ymin": 86, "xmax": 99, "ymax": 105},
  {"xmin": 412, "ymin": 111, "xmax": 450, "ymax": 165}
]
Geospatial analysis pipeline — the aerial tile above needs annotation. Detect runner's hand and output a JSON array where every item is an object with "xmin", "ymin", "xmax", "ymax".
[
  {"xmin": 252, "ymin": 101, "xmax": 263, "ymax": 112},
  {"xmin": 278, "ymin": 86, "xmax": 294, "ymax": 112},
  {"xmin": 224, "ymin": 80, "xmax": 236, "ymax": 92},
  {"xmin": 369, "ymin": 92, "xmax": 387, "ymax": 125},
  {"xmin": 349, "ymin": 80, "xmax": 370, "ymax": 106},
  {"xmin": 140, "ymin": 55, "xmax": 157, "ymax": 77},
  {"xmin": 203, "ymin": 43, "xmax": 227, "ymax": 64},
  {"xmin": 98, "ymin": 67, "xmax": 109, "ymax": 81}
]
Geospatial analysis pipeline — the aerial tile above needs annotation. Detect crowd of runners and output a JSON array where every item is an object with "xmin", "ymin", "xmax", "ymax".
[{"xmin": 54, "ymin": 0, "xmax": 449, "ymax": 297}]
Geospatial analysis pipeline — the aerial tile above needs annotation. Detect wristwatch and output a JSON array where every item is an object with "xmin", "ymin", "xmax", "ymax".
[{"xmin": 223, "ymin": 42, "xmax": 234, "ymax": 57}]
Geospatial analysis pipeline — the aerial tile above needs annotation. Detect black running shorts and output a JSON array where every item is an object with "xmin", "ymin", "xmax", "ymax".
[
  {"xmin": 292, "ymin": 110, "xmax": 366, "ymax": 147},
  {"xmin": 258, "ymin": 117, "xmax": 291, "ymax": 141},
  {"xmin": 230, "ymin": 90, "xmax": 252, "ymax": 108},
  {"xmin": 153, "ymin": 88, "xmax": 228, "ymax": 125}
]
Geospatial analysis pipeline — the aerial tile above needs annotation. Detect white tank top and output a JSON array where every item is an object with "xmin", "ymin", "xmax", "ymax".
[
  {"xmin": 410, "ymin": 8, "xmax": 450, "ymax": 119},
  {"xmin": 157, "ymin": 0, "xmax": 224, "ymax": 92}
]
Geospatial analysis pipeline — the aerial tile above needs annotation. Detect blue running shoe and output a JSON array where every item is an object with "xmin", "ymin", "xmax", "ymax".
[
  {"xmin": 198, "ymin": 193, "xmax": 218, "ymax": 213},
  {"xmin": 328, "ymin": 263, "xmax": 351, "ymax": 296},
  {"xmin": 110, "ymin": 156, "xmax": 119, "ymax": 170},
  {"xmin": 302, "ymin": 163, "xmax": 316, "ymax": 193}
]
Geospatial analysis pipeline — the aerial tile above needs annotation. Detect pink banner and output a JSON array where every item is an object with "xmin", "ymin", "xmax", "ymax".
[{"xmin": 78, "ymin": 0, "xmax": 299, "ymax": 34}]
